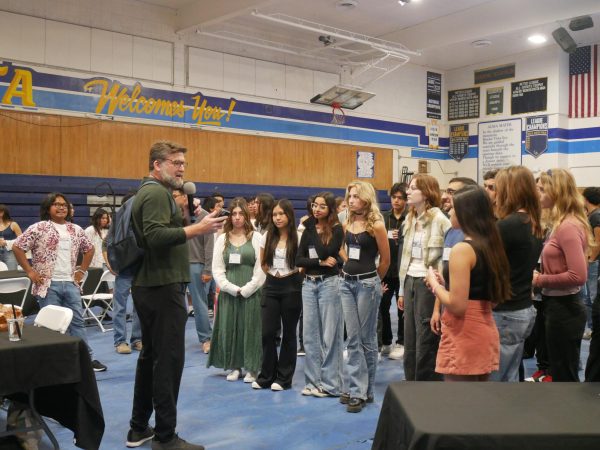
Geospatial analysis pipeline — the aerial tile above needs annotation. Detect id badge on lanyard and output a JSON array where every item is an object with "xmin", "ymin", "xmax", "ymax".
[
  {"xmin": 273, "ymin": 256, "xmax": 286, "ymax": 270},
  {"xmin": 348, "ymin": 244, "xmax": 361, "ymax": 260},
  {"xmin": 308, "ymin": 246, "xmax": 318, "ymax": 259},
  {"xmin": 229, "ymin": 252, "xmax": 241, "ymax": 264}
]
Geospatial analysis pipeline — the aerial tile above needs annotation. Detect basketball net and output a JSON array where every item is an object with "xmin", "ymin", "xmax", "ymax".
[{"xmin": 331, "ymin": 102, "xmax": 346, "ymax": 125}]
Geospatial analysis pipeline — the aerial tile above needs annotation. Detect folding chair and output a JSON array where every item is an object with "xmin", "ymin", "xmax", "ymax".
[
  {"xmin": 81, "ymin": 270, "xmax": 115, "ymax": 332},
  {"xmin": 0, "ymin": 276, "xmax": 31, "ymax": 310},
  {"xmin": 34, "ymin": 305, "xmax": 74, "ymax": 334}
]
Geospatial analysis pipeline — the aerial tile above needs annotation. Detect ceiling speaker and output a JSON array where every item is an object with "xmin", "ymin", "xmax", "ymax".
[
  {"xmin": 569, "ymin": 16, "xmax": 593, "ymax": 32},
  {"xmin": 552, "ymin": 27, "xmax": 577, "ymax": 54}
]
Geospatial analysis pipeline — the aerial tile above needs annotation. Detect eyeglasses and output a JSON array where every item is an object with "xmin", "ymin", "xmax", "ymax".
[
  {"xmin": 172, "ymin": 193, "xmax": 183, "ymax": 199},
  {"xmin": 483, "ymin": 183, "xmax": 495, "ymax": 192},
  {"xmin": 51, "ymin": 202, "xmax": 68, "ymax": 209},
  {"xmin": 162, "ymin": 159, "xmax": 188, "ymax": 168},
  {"xmin": 311, "ymin": 203, "xmax": 328, "ymax": 211},
  {"xmin": 445, "ymin": 188, "xmax": 457, "ymax": 195}
]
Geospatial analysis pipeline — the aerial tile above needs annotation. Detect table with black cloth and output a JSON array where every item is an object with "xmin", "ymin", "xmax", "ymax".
[
  {"xmin": 0, "ymin": 325, "xmax": 104, "ymax": 449},
  {"xmin": 372, "ymin": 382, "xmax": 600, "ymax": 450}
]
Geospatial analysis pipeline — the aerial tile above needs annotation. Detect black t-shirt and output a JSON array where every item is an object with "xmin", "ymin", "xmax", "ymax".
[
  {"xmin": 296, "ymin": 222, "xmax": 344, "ymax": 276},
  {"xmin": 495, "ymin": 212, "xmax": 543, "ymax": 311},
  {"xmin": 382, "ymin": 209, "xmax": 406, "ymax": 279}
]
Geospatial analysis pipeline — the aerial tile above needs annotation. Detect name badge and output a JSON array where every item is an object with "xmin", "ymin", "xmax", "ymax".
[
  {"xmin": 229, "ymin": 252, "xmax": 241, "ymax": 264},
  {"xmin": 411, "ymin": 244, "xmax": 423, "ymax": 259},
  {"xmin": 273, "ymin": 256, "xmax": 286, "ymax": 270},
  {"xmin": 308, "ymin": 246, "xmax": 318, "ymax": 259},
  {"xmin": 387, "ymin": 230, "xmax": 395, "ymax": 239},
  {"xmin": 348, "ymin": 244, "xmax": 361, "ymax": 260},
  {"xmin": 443, "ymin": 247, "xmax": 451, "ymax": 261}
]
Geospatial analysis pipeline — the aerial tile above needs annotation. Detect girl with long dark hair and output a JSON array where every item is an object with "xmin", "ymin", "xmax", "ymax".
[
  {"xmin": 252, "ymin": 199, "xmax": 303, "ymax": 391},
  {"xmin": 0, "ymin": 204, "xmax": 23, "ymax": 270},
  {"xmin": 254, "ymin": 193, "xmax": 275, "ymax": 234},
  {"xmin": 85, "ymin": 208, "xmax": 110, "ymax": 269},
  {"xmin": 426, "ymin": 186, "xmax": 511, "ymax": 381},
  {"xmin": 296, "ymin": 192, "xmax": 344, "ymax": 397}
]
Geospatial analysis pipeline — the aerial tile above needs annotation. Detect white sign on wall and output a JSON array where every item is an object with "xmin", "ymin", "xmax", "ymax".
[
  {"xmin": 356, "ymin": 151, "xmax": 375, "ymax": 178},
  {"xmin": 477, "ymin": 119, "xmax": 522, "ymax": 183}
]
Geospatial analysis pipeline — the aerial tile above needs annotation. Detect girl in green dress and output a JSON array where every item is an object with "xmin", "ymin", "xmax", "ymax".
[{"xmin": 208, "ymin": 198, "xmax": 266, "ymax": 382}]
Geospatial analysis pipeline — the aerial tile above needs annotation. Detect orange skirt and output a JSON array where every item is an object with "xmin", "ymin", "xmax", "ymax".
[{"xmin": 435, "ymin": 300, "xmax": 499, "ymax": 376}]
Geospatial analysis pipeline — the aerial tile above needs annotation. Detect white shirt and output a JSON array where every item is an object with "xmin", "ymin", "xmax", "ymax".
[
  {"xmin": 52, "ymin": 222, "xmax": 72, "ymax": 281},
  {"xmin": 259, "ymin": 233, "xmax": 295, "ymax": 276}
]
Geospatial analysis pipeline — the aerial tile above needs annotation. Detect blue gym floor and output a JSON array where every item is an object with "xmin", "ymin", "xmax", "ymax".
[{"xmin": 2, "ymin": 309, "xmax": 591, "ymax": 449}]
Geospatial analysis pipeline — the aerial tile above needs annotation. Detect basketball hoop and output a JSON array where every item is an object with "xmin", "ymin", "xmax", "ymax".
[{"xmin": 330, "ymin": 102, "xmax": 346, "ymax": 125}]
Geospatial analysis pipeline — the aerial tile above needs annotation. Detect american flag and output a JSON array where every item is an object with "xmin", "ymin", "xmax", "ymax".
[{"xmin": 569, "ymin": 44, "xmax": 598, "ymax": 118}]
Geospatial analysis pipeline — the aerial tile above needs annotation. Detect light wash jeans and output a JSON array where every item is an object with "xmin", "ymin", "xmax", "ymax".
[
  {"xmin": 112, "ymin": 273, "xmax": 141, "ymax": 347},
  {"xmin": 490, "ymin": 305, "xmax": 536, "ymax": 382},
  {"xmin": 340, "ymin": 276, "xmax": 382, "ymax": 400},
  {"xmin": 37, "ymin": 281, "xmax": 92, "ymax": 356},
  {"xmin": 189, "ymin": 262, "xmax": 212, "ymax": 344},
  {"xmin": 302, "ymin": 275, "xmax": 343, "ymax": 395},
  {"xmin": 581, "ymin": 261, "xmax": 599, "ymax": 329},
  {"xmin": 0, "ymin": 248, "xmax": 17, "ymax": 270}
]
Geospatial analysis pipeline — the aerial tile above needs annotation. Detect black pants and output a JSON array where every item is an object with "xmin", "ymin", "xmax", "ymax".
[
  {"xmin": 585, "ymin": 287, "xmax": 600, "ymax": 381},
  {"xmin": 130, "ymin": 283, "xmax": 188, "ymax": 442},
  {"xmin": 403, "ymin": 276, "xmax": 442, "ymax": 381},
  {"xmin": 544, "ymin": 294, "xmax": 586, "ymax": 382},
  {"xmin": 256, "ymin": 273, "xmax": 302, "ymax": 388},
  {"xmin": 378, "ymin": 277, "xmax": 403, "ymax": 347}
]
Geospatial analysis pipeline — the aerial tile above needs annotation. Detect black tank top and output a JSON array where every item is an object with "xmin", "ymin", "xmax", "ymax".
[
  {"xmin": 442, "ymin": 240, "xmax": 491, "ymax": 301},
  {"xmin": 343, "ymin": 230, "xmax": 378, "ymax": 275}
]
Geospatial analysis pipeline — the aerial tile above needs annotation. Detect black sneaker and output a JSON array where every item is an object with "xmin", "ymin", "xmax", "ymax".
[
  {"xmin": 151, "ymin": 435, "xmax": 205, "ymax": 450},
  {"xmin": 92, "ymin": 360, "xmax": 107, "ymax": 372},
  {"xmin": 126, "ymin": 426, "xmax": 154, "ymax": 448},
  {"xmin": 347, "ymin": 397, "xmax": 364, "ymax": 413}
]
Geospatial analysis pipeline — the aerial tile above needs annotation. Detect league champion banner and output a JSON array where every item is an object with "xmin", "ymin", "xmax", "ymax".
[
  {"xmin": 449, "ymin": 124, "xmax": 469, "ymax": 162},
  {"xmin": 426, "ymin": 71, "xmax": 442, "ymax": 120},
  {"xmin": 525, "ymin": 115, "xmax": 549, "ymax": 158}
]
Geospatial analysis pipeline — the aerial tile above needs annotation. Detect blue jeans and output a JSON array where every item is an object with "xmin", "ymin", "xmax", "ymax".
[
  {"xmin": 0, "ymin": 248, "xmax": 17, "ymax": 270},
  {"xmin": 37, "ymin": 281, "xmax": 92, "ymax": 356},
  {"xmin": 113, "ymin": 273, "xmax": 141, "ymax": 346},
  {"xmin": 302, "ymin": 276, "xmax": 343, "ymax": 395},
  {"xmin": 490, "ymin": 306, "xmax": 536, "ymax": 382},
  {"xmin": 189, "ymin": 263, "xmax": 212, "ymax": 343},
  {"xmin": 340, "ymin": 276, "xmax": 381, "ymax": 400},
  {"xmin": 581, "ymin": 261, "xmax": 599, "ymax": 329}
]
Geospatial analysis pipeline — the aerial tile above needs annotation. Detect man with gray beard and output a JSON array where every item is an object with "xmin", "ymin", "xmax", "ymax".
[{"xmin": 126, "ymin": 141, "xmax": 225, "ymax": 450}]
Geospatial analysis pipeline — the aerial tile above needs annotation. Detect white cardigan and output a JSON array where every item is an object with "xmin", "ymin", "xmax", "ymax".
[{"xmin": 212, "ymin": 231, "xmax": 265, "ymax": 298}]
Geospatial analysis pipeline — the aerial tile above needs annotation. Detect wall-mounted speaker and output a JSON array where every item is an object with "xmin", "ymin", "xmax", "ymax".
[
  {"xmin": 552, "ymin": 27, "xmax": 577, "ymax": 54},
  {"xmin": 569, "ymin": 16, "xmax": 593, "ymax": 32}
]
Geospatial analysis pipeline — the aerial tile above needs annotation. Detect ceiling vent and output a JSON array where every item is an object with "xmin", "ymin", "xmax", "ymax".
[
  {"xmin": 336, "ymin": 0, "xmax": 358, "ymax": 10},
  {"xmin": 471, "ymin": 39, "xmax": 492, "ymax": 48}
]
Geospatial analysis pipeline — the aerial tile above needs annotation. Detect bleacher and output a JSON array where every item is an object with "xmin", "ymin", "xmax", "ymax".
[{"xmin": 0, "ymin": 173, "xmax": 392, "ymax": 230}]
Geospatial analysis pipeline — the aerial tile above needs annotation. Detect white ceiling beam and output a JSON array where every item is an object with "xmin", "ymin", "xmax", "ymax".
[
  {"xmin": 175, "ymin": 0, "xmax": 277, "ymax": 34},
  {"xmin": 382, "ymin": 0, "xmax": 600, "ymax": 51}
]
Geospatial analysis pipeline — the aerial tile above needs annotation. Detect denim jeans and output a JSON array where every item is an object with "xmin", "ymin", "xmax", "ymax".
[
  {"xmin": 581, "ymin": 261, "xmax": 599, "ymax": 328},
  {"xmin": 302, "ymin": 276, "xmax": 343, "ymax": 395},
  {"xmin": 37, "ymin": 281, "xmax": 92, "ymax": 356},
  {"xmin": 0, "ymin": 248, "xmax": 17, "ymax": 270},
  {"xmin": 112, "ymin": 273, "xmax": 141, "ymax": 347},
  {"xmin": 189, "ymin": 263, "xmax": 212, "ymax": 344},
  {"xmin": 340, "ymin": 276, "xmax": 381, "ymax": 400},
  {"xmin": 490, "ymin": 306, "xmax": 536, "ymax": 382}
]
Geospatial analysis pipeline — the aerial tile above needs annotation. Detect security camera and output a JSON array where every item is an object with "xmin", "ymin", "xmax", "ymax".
[{"xmin": 318, "ymin": 35, "xmax": 336, "ymax": 46}]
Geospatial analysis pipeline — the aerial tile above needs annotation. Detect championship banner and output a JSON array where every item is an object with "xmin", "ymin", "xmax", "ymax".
[
  {"xmin": 486, "ymin": 87, "xmax": 503, "ymax": 115},
  {"xmin": 511, "ymin": 78, "xmax": 547, "ymax": 115},
  {"xmin": 428, "ymin": 119, "xmax": 439, "ymax": 149},
  {"xmin": 449, "ymin": 124, "xmax": 469, "ymax": 162},
  {"xmin": 426, "ymin": 71, "xmax": 442, "ymax": 119},
  {"xmin": 525, "ymin": 115, "xmax": 549, "ymax": 158}
]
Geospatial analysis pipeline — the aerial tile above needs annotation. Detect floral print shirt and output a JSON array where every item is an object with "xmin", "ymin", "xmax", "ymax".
[{"xmin": 14, "ymin": 220, "xmax": 93, "ymax": 298}]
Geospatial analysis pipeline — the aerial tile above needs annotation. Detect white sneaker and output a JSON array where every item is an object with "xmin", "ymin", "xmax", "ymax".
[
  {"xmin": 251, "ymin": 381, "xmax": 262, "ymax": 389},
  {"xmin": 380, "ymin": 344, "xmax": 392, "ymax": 356},
  {"xmin": 301, "ymin": 387, "xmax": 313, "ymax": 396},
  {"xmin": 226, "ymin": 369, "xmax": 241, "ymax": 381},
  {"xmin": 271, "ymin": 382, "xmax": 284, "ymax": 391},
  {"xmin": 388, "ymin": 344, "xmax": 404, "ymax": 360},
  {"xmin": 243, "ymin": 372, "xmax": 256, "ymax": 383}
]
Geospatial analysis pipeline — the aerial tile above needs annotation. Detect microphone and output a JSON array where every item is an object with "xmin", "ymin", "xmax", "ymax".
[{"xmin": 183, "ymin": 181, "xmax": 197, "ymax": 223}]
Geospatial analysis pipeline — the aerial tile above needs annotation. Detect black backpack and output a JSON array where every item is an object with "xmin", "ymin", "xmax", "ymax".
[{"xmin": 106, "ymin": 180, "xmax": 176, "ymax": 275}]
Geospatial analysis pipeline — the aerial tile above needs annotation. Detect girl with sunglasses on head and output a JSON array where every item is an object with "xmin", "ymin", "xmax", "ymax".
[
  {"xmin": 252, "ymin": 199, "xmax": 303, "ymax": 391},
  {"xmin": 339, "ymin": 181, "xmax": 390, "ymax": 413},
  {"xmin": 296, "ymin": 192, "xmax": 344, "ymax": 398}
]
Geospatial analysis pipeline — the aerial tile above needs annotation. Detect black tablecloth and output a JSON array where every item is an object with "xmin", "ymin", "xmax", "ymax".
[
  {"xmin": 372, "ymin": 382, "xmax": 600, "ymax": 450},
  {"xmin": 0, "ymin": 326, "xmax": 104, "ymax": 449}
]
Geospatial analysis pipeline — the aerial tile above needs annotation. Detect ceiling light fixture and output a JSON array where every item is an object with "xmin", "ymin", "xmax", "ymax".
[
  {"xmin": 336, "ymin": 0, "xmax": 358, "ymax": 9},
  {"xmin": 528, "ymin": 34, "xmax": 547, "ymax": 44},
  {"xmin": 398, "ymin": 0, "xmax": 411, "ymax": 6},
  {"xmin": 471, "ymin": 39, "xmax": 492, "ymax": 48}
]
